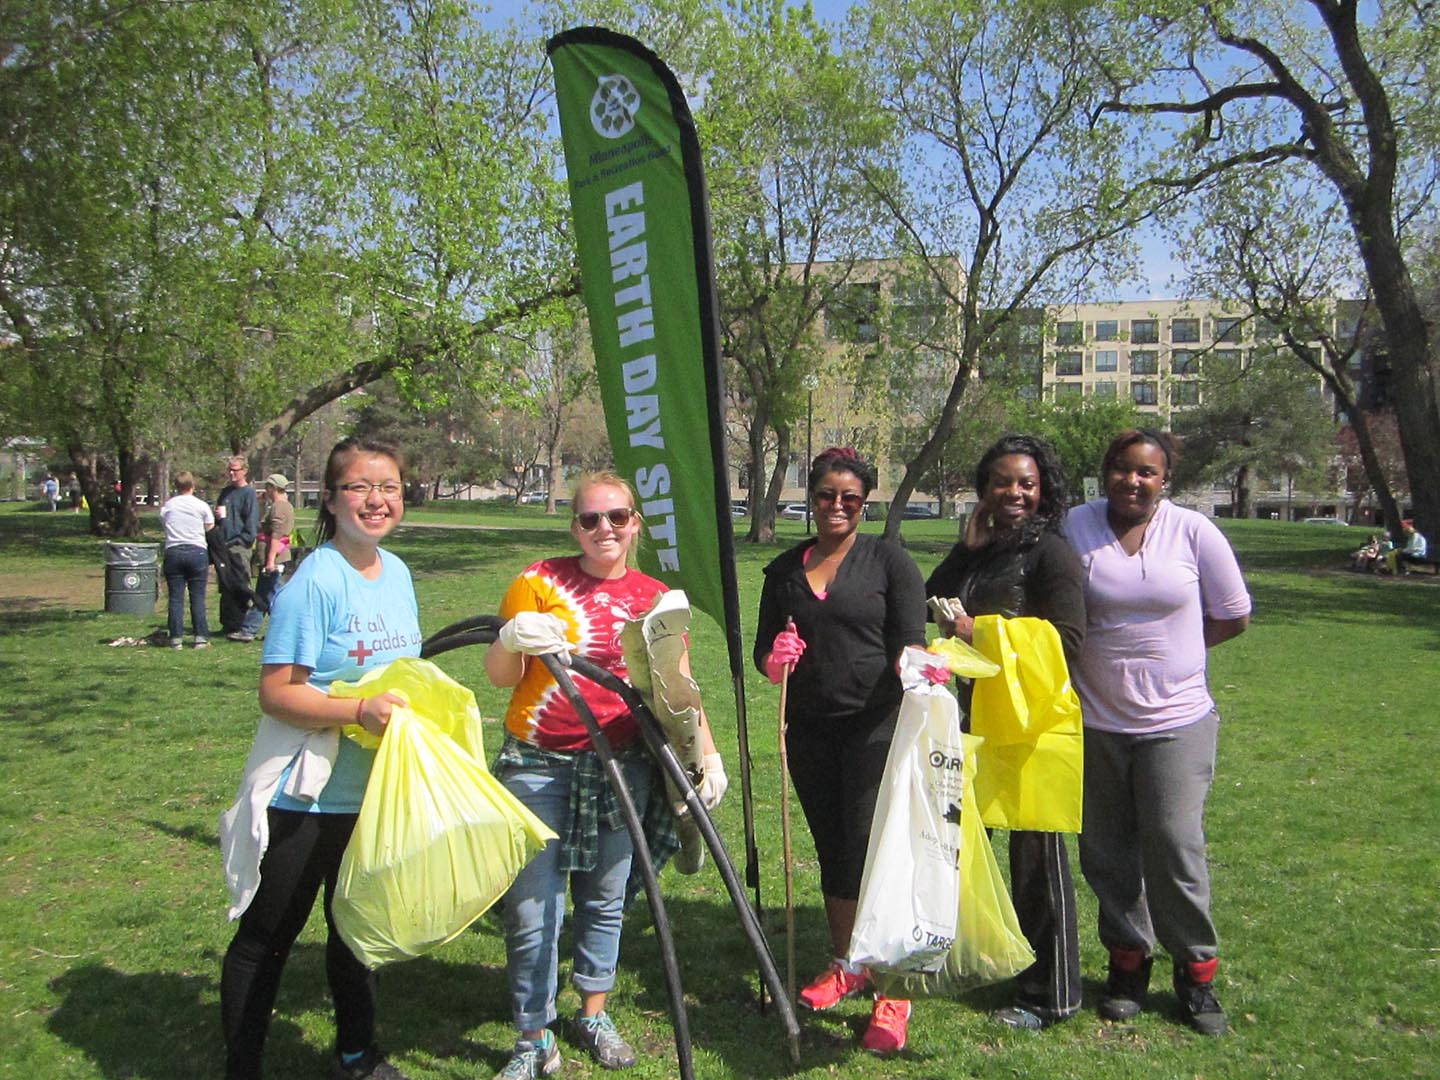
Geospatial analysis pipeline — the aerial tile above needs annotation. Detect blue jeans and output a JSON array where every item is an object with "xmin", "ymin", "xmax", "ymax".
[
  {"xmin": 163, "ymin": 544, "xmax": 210, "ymax": 642},
  {"xmin": 240, "ymin": 567, "xmax": 285, "ymax": 635},
  {"xmin": 499, "ymin": 754, "xmax": 654, "ymax": 1031}
]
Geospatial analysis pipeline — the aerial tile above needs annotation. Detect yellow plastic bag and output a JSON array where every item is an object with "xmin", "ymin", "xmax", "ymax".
[
  {"xmin": 871, "ymin": 734, "xmax": 1034, "ymax": 997},
  {"xmin": 927, "ymin": 635, "xmax": 1001, "ymax": 679},
  {"xmin": 968, "ymin": 616, "xmax": 1084, "ymax": 833},
  {"xmin": 329, "ymin": 659, "xmax": 556, "ymax": 968}
]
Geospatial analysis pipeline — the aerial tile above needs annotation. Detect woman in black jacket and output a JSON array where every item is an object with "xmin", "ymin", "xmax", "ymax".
[
  {"xmin": 925, "ymin": 433, "xmax": 1086, "ymax": 1030},
  {"xmin": 754, "ymin": 447, "xmax": 928, "ymax": 1056}
]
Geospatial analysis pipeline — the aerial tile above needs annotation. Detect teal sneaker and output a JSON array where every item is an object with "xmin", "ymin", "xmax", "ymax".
[{"xmin": 494, "ymin": 1031, "xmax": 560, "ymax": 1080}]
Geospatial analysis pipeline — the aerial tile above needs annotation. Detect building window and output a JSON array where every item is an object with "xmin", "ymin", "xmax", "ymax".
[
  {"xmin": 1214, "ymin": 349, "xmax": 1242, "ymax": 370},
  {"xmin": 1055, "ymin": 320, "xmax": 1084, "ymax": 345},
  {"xmin": 1171, "ymin": 381, "xmax": 1200, "ymax": 406},
  {"xmin": 1018, "ymin": 321, "xmax": 1043, "ymax": 344},
  {"xmin": 1055, "ymin": 352, "xmax": 1083, "ymax": 377},
  {"xmin": 1214, "ymin": 316, "xmax": 1244, "ymax": 343},
  {"xmin": 1131, "ymin": 319, "xmax": 1159, "ymax": 344},
  {"xmin": 1172, "ymin": 350, "xmax": 1199, "ymax": 375},
  {"xmin": 1132, "ymin": 381, "xmax": 1157, "ymax": 405},
  {"xmin": 1094, "ymin": 349, "xmax": 1118, "ymax": 372},
  {"xmin": 824, "ymin": 282, "xmax": 881, "ymax": 344},
  {"xmin": 1131, "ymin": 351, "xmax": 1158, "ymax": 375},
  {"xmin": 1093, "ymin": 380, "xmax": 1117, "ymax": 399},
  {"xmin": 1054, "ymin": 382, "xmax": 1083, "ymax": 401},
  {"xmin": 1171, "ymin": 317, "xmax": 1200, "ymax": 343},
  {"xmin": 1094, "ymin": 319, "xmax": 1119, "ymax": 341}
]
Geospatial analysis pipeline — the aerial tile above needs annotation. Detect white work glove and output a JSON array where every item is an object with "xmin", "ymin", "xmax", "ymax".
[
  {"xmin": 695, "ymin": 752, "xmax": 728, "ymax": 810},
  {"xmin": 498, "ymin": 611, "xmax": 572, "ymax": 660}
]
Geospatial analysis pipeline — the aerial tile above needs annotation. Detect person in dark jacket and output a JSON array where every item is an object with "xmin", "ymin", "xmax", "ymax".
[
  {"xmin": 216, "ymin": 456, "xmax": 260, "ymax": 634},
  {"xmin": 753, "ymin": 447, "xmax": 929, "ymax": 1056},
  {"xmin": 925, "ymin": 433, "xmax": 1086, "ymax": 1030}
]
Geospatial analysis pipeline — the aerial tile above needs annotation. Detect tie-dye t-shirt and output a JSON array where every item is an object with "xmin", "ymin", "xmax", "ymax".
[{"xmin": 498, "ymin": 556, "xmax": 667, "ymax": 751}]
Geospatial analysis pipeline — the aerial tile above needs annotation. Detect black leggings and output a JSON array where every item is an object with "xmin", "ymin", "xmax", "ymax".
[
  {"xmin": 220, "ymin": 809, "xmax": 374, "ymax": 1079},
  {"xmin": 783, "ymin": 710, "xmax": 898, "ymax": 900}
]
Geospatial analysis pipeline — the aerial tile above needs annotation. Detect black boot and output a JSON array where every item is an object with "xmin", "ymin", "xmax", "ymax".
[{"xmin": 1099, "ymin": 949, "xmax": 1152, "ymax": 1021}]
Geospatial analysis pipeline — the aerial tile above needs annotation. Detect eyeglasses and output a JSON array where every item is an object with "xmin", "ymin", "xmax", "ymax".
[
  {"xmin": 575, "ymin": 507, "xmax": 638, "ymax": 531},
  {"xmin": 814, "ymin": 489, "xmax": 864, "ymax": 512},
  {"xmin": 335, "ymin": 481, "xmax": 404, "ymax": 498}
]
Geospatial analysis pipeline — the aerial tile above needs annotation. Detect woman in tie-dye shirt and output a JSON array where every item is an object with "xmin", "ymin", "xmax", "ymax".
[{"xmin": 483, "ymin": 471, "xmax": 725, "ymax": 1079}]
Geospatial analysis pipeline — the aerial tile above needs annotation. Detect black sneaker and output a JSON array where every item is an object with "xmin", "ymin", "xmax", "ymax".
[
  {"xmin": 1174, "ymin": 967, "xmax": 1228, "ymax": 1036},
  {"xmin": 334, "ymin": 1045, "xmax": 409, "ymax": 1079},
  {"xmin": 1099, "ymin": 954, "xmax": 1152, "ymax": 1021}
]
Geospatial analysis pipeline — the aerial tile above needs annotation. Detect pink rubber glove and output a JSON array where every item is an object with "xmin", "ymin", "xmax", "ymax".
[
  {"xmin": 764, "ymin": 627, "xmax": 806, "ymax": 684},
  {"xmin": 923, "ymin": 663, "xmax": 952, "ymax": 686}
]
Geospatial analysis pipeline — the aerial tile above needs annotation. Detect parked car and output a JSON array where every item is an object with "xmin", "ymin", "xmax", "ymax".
[
  {"xmin": 519, "ymin": 490, "xmax": 550, "ymax": 505},
  {"xmin": 1301, "ymin": 516, "xmax": 1348, "ymax": 526},
  {"xmin": 901, "ymin": 504, "xmax": 940, "ymax": 519},
  {"xmin": 780, "ymin": 502, "xmax": 809, "ymax": 520},
  {"xmin": 731, "ymin": 500, "xmax": 749, "ymax": 518}
]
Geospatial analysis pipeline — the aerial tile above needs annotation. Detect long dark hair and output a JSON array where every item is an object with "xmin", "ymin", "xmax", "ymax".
[
  {"xmin": 315, "ymin": 436, "xmax": 406, "ymax": 544},
  {"xmin": 808, "ymin": 446, "xmax": 877, "ymax": 496},
  {"xmin": 966, "ymin": 433, "xmax": 1069, "ymax": 550}
]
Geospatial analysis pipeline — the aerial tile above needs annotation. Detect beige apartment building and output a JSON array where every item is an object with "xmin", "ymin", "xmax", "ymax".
[{"xmin": 1036, "ymin": 298, "xmax": 1282, "ymax": 421}]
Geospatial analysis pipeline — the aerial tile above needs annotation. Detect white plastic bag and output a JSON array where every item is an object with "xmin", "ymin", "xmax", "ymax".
[{"xmin": 846, "ymin": 678, "xmax": 966, "ymax": 974}]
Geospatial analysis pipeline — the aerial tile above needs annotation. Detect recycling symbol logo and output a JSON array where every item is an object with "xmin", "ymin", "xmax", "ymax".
[{"xmin": 590, "ymin": 73, "xmax": 640, "ymax": 138}]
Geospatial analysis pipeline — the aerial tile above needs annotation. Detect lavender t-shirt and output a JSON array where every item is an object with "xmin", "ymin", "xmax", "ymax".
[{"xmin": 1065, "ymin": 499, "xmax": 1251, "ymax": 735}]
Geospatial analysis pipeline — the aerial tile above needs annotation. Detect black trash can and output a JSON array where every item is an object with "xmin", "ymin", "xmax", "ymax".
[{"xmin": 104, "ymin": 542, "xmax": 160, "ymax": 615}]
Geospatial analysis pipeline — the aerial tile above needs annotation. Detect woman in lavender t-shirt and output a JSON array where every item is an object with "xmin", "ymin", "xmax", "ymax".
[{"xmin": 1065, "ymin": 429, "xmax": 1251, "ymax": 1037}]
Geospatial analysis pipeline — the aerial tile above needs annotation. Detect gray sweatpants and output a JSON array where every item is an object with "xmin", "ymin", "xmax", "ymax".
[{"xmin": 1078, "ymin": 712, "xmax": 1219, "ymax": 964}]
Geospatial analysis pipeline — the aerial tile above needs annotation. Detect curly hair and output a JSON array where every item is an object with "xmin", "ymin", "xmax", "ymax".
[
  {"xmin": 974, "ymin": 433, "xmax": 1070, "ymax": 537},
  {"xmin": 808, "ymin": 446, "xmax": 877, "ymax": 496}
]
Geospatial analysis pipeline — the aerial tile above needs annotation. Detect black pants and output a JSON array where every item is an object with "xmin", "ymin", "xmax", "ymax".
[
  {"xmin": 1008, "ymin": 830, "xmax": 1082, "ymax": 1019},
  {"xmin": 784, "ymin": 709, "xmax": 898, "ymax": 900},
  {"xmin": 220, "ymin": 809, "xmax": 374, "ymax": 1079}
]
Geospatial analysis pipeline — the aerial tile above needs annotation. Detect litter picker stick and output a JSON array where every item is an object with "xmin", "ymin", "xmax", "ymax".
[{"xmin": 778, "ymin": 647, "xmax": 797, "ymax": 1009}]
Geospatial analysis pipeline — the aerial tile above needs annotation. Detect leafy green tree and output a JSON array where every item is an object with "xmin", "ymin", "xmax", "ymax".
[
  {"xmin": 695, "ymin": 0, "xmax": 898, "ymax": 540},
  {"xmin": 1170, "ymin": 350, "xmax": 1337, "ymax": 518},
  {"xmin": 1171, "ymin": 164, "xmax": 1408, "ymax": 537},
  {"xmin": 851, "ymin": 0, "xmax": 1178, "ymax": 541},
  {"xmin": 1096, "ymin": 0, "xmax": 1440, "ymax": 543}
]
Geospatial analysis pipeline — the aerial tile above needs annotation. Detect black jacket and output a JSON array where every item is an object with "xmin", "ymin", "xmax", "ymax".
[{"xmin": 754, "ymin": 534, "xmax": 927, "ymax": 728}]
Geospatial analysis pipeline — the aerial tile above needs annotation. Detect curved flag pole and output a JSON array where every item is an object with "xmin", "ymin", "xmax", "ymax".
[{"xmin": 420, "ymin": 618, "xmax": 802, "ymax": 1068}]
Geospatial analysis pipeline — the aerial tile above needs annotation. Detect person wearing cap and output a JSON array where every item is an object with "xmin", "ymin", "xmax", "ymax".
[{"xmin": 230, "ymin": 473, "xmax": 296, "ymax": 642}]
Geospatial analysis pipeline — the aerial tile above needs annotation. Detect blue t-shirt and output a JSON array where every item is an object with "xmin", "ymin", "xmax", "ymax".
[{"xmin": 264, "ymin": 543, "xmax": 422, "ymax": 812}]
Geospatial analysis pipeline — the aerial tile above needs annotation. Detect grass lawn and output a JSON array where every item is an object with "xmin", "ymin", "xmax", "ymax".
[{"xmin": 0, "ymin": 504, "xmax": 1435, "ymax": 1078}]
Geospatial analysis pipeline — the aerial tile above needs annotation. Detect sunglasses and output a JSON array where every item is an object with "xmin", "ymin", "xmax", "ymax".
[
  {"xmin": 814, "ymin": 489, "xmax": 865, "ymax": 512},
  {"xmin": 575, "ymin": 507, "xmax": 638, "ymax": 531}
]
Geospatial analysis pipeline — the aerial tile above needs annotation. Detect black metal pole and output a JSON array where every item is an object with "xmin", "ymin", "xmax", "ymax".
[
  {"xmin": 539, "ymin": 655, "xmax": 695, "ymax": 1080},
  {"xmin": 420, "ymin": 620, "xmax": 802, "ymax": 1068}
]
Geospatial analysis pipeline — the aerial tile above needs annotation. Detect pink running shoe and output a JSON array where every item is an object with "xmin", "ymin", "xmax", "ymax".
[
  {"xmin": 797, "ymin": 962, "xmax": 870, "ymax": 1011},
  {"xmin": 861, "ymin": 996, "xmax": 911, "ymax": 1055}
]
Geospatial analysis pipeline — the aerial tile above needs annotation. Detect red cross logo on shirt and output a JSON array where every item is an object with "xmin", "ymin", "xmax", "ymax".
[{"xmin": 348, "ymin": 639, "xmax": 373, "ymax": 666}]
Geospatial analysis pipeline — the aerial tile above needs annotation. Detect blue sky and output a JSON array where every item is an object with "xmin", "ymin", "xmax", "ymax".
[{"xmin": 474, "ymin": 0, "xmax": 1182, "ymax": 298}]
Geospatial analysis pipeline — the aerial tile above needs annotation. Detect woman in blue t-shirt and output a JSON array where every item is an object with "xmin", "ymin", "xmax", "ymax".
[{"xmin": 219, "ymin": 437, "xmax": 420, "ymax": 1080}]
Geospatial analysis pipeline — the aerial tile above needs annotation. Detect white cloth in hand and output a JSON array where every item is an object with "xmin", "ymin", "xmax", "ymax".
[
  {"xmin": 498, "ymin": 611, "xmax": 572, "ymax": 659},
  {"xmin": 696, "ymin": 752, "xmax": 728, "ymax": 810},
  {"xmin": 927, "ymin": 595, "xmax": 968, "ymax": 623}
]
